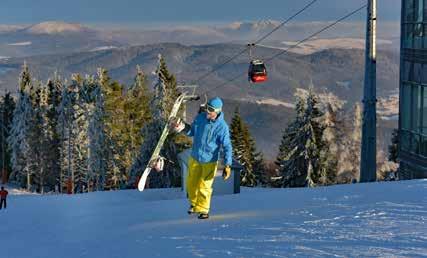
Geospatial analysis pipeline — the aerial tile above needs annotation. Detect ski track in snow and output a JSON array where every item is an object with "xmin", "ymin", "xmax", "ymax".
[{"xmin": 1, "ymin": 180, "xmax": 427, "ymax": 258}]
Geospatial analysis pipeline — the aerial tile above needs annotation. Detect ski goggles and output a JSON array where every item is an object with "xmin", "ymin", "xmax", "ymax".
[{"xmin": 206, "ymin": 104, "xmax": 221, "ymax": 113}]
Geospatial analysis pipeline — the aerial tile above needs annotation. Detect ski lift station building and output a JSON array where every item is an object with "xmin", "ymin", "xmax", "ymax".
[{"xmin": 398, "ymin": 0, "xmax": 427, "ymax": 179}]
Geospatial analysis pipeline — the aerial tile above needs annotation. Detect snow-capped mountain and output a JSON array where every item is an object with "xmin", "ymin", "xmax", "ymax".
[
  {"xmin": 0, "ymin": 21, "xmax": 123, "ymax": 57},
  {"xmin": 23, "ymin": 21, "xmax": 92, "ymax": 35},
  {"xmin": 224, "ymin": 20, "xmax": 282, "ymax": 33}
]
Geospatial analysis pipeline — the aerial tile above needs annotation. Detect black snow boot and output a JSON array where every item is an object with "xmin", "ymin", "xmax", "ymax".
[
  {"xmin": 198, "ymin": 213, "xmax": 209, "ymax": 219},
  {"xmin": 187, "ymin": 205, "xmax": 196, "ymax": 215}
]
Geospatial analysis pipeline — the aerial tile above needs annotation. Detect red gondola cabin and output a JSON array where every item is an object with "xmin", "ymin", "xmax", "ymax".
[{"xmin": 248, "ymin": 60, "xmax": 267, "ymax": 83}]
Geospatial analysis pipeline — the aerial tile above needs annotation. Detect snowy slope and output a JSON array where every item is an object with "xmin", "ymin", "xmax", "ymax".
[{"xmin": 1, "ymin": 180, "xmax": 427, "ymax": 258}]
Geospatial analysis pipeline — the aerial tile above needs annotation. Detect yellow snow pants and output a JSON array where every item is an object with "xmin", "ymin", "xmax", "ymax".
[{"xmin": 187, "ymin": 156, "xmax": 218, "ymax": 214}]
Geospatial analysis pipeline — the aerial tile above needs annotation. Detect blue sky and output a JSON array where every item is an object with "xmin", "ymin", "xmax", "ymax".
[{"xmin": 0, "ymin": 0, "xmax": 401, "ymax": 25}]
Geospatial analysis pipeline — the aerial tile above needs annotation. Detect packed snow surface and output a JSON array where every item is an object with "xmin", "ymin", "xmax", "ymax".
[{"xmin": 1, "ymin": 180, "xmax": 426, "ymax": 258}]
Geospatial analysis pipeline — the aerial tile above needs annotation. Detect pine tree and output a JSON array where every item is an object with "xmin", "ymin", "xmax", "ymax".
[
  {"xmin": 230, "ymin": 107, "xmax": 265, "ymax": 187},
  {"xmin": 87, "ymin": 80, "xmax": 108, "ymax": 191},
  {"xmin": 97, "ymin": 68, "xmax": 126, "ymax": 190},
  {"xmin": 157, "ymin": 56, "xmax": 179, "ymax": 113},
  {"xmin": 73, "ymin": 76, "xmax": 94, "ymax": 193},
  {"xmin": 344, "ymin": 102, "xmax": 363, "ymax": 183},
  {"xmin": 230, "ymin": 107, "xmax": 244, "ymax": 164},
  {"xmin": 122, "ymin": 66, "xmax": 152, "ymax": 182},
  {"xmin": 57, "ymin": 76, "xmax": 76, "ymax": 193},
  {"xmin": 30, "ymin": 82, "xmax": 56, "ymax": 193},
  {"xmin": 24, "ymin": 79, "xmax": 54, "ymax": 193},
  {"xmin": 276, "ymin": 92, "xmax": 305, "ymax": 186},
  {"xmin": 0, "ymin": 92, "xmax": 15, "ymax": 184},
  {"xmin": 8, "ymin": 64, "xmax": 35, "ymax": 190},
  {"xmin": 46, "ymin": 75, "xmax": 63, "ymax": 191},
  {"xmin": 9, "ymin": 94, "xmax": 33, "ymax": 190},
  {"xmin": 130, "ymin": 55, "xmax": 182, "ymax": 189},
  {"xmin": 277, "ymin": 88, "xmax": 326, "ymax": 187},
  {"xmin": 239, "ymin": 120, "xmax": 257, "ymax": 186},
  {"xmin": 316, "ymin": 92, "xmax": 345, "ymax": 185},
  {"xmin": 57, "ymin": 74, "xmax": 90, "ymax": 193},
  {"xmin": 253, "ymin": 151, "xmax": 268, "ymax": 186}
]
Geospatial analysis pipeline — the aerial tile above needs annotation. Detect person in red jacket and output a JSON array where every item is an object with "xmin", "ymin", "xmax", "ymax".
[{"xmin": 0, "ymin": 186, "xmax": 8, "ymax": 209}]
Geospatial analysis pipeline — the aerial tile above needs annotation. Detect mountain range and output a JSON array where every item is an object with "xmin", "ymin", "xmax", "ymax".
[
  {"xmin": 0, "ymin": 21, "xmax": 400, "ymax": 159},
  {"xmin": 0, "ymin": 21, "xmax": 400, "ymax": 58}
]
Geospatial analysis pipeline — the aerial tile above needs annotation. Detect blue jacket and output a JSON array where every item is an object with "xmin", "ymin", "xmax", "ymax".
[{"xmin": 187, "ymin": 112, "xmax": 233, "ymax": 166}]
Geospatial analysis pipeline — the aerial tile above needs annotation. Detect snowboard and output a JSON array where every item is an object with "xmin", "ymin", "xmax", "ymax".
[{"xmin": 137, "ymin": 92, "xmax": 198, "ymax": 191}]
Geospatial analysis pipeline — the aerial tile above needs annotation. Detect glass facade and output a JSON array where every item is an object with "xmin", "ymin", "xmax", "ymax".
[
  {"xmin": 399, "ymin": 0, "xmax": 427, "ymax": 178},
  {"xmin": 402, "ymin": 0, "xmax": 427, "ymax": 49}
]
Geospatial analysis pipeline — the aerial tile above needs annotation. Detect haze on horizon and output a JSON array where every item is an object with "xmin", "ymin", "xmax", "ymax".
[{"xmin": 0, "ymin": 0, "xmax": 401, "ymax": 26}]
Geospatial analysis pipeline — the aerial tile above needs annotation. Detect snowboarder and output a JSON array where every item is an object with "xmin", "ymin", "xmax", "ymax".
[
  {"xmin": 0, "ymin": 186, "xmax": 8, "ymax": 210},
  {"xmin": 171, "ymin": 97, "xmax": 233, "ymax": 219}
]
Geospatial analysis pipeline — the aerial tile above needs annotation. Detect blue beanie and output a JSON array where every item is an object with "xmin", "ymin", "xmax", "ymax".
[{"xmin": 207, "ymin": 97, "xmax": 223, "ymax": 112}]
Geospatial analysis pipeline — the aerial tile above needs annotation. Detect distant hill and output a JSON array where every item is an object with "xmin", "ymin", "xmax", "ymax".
[{"xmin": 0, "ymin": 42, "xmax": 399, "ymax": 100}]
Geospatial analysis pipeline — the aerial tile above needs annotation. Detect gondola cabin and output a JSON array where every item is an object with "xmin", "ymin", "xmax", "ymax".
[{"xmin": 248, "ymin": 60, "xmax": 267, "ymax": 83}]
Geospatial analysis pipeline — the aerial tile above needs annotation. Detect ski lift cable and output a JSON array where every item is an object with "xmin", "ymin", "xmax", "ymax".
[
  {"xmin": 265, "ymin": 4, "xmax": 367, "ymax": 62},
  {"xmin": 252, "ymin": 0, "xmax": 318, "ymax": 45},
  {"xmin": 191, "ymin": 0, "xmax": 319, "ymax": 85},
  {"xmin": 200, "ymin": 4, "xmax": 368, "ymax": 96}
]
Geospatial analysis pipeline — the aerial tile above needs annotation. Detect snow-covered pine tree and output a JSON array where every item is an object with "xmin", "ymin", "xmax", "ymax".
[
  {"xmin": 129, "ymin": 55, "xmax": 181, "ymax": 189},
  {"xmin": 156, "ymin": 56, "xmax": 191, "ymax": 158},
  {"xmin": 278, "ymin": 88, "xmax": 326, "ymax": 187},
  {"xmin": 8, "ymin": 64, "xmax": 34, "ymax": 190},
  {"xmin": 123, "ymin": 66, "xmax": 152, "ymax": 181},
  {"xmin": 0, "ymin": 92, "xmax": 15, "ymax": 183},
  {"xmin": 151, "ymin": 55, "xmax": 186, "ymax": 188},
  {"xmin": 9, "ymin": 94, "xmax": 33, "ymax": 190},
  {"xmin": 316, "ymin": 92, "xmax": 346, "ymax": 185},
  {"xmin": 279, "ymin": 89, "xmax": 308, "ymax": 160},
  {"xmin": 57, "ymin": 76, "xmax": 75, "ymax": 193},
  {"xmin": 57, "ymin": 74, "xmax": 89, "ymax": 193},
  {"xmin": 46, "ymin": 75, "xmax": 63, "ymax": 191},
  {"xmin": 276, "ymin": 91, "xmax": 305, "ymax": 186},
  {"xmin": 342, "ymin": 102, "xmax": 362, "ymax": 183},
  {"xmin": 22, "ymin": 80, "xmax": 46, "ymax": 191},
  {"xmin": 73, "ymin": 76, "xmax": 95, "ymax": 193},
  {"xmin": 25, "ymin": 81, "xmax": 45, "ymax": 192},
  {"xmin": 30, "ymin": 82, "xmax": 55, "ymax": 193},
  {"xmin": 86, "ymin": 77, "xmax": 108, "ymax": 191}
]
